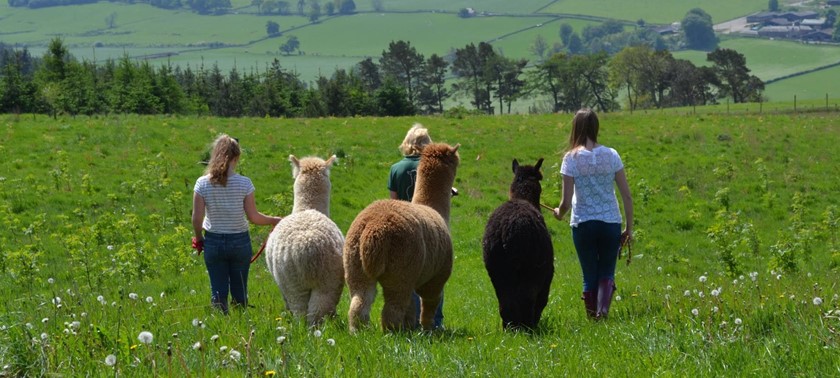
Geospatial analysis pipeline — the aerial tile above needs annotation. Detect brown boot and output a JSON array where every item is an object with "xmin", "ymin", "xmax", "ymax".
[
  {"xmin": 596, "ymin": 279, "xmax": 616, "ymax": 319},
  {"xmin": 582, "ymin": 291, "xmax": 597, "ymax": 319}
]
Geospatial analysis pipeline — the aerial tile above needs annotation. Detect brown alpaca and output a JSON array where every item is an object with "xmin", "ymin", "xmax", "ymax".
[{"xmin": 343, "ymin": 143, "xmax": 460, "ymax": 332}]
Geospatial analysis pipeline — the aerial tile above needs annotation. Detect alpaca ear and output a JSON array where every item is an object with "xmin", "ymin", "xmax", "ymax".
[
  {"xmin": 535, "ymin": 158, "xmax": 544, "ymax": 171},
  {"xmin": 512, "ymin": 159, "xmax": 519, "ymax": 173},
  {"xmin": 289, "ymin": 155, "xmax": 300, "ymax": 178},
  {"xmin": 451, "ymin": 143, "xmax": 461, "ymax": 153},
  {"xmin": 325, "ymin": 155, "xmax": 337, "ymax": 168}
]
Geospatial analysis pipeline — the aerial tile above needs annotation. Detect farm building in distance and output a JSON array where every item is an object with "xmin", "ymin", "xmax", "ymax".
[{"xmin": 745, "ymin": 10, "xmax": 835, "ymax": 42}]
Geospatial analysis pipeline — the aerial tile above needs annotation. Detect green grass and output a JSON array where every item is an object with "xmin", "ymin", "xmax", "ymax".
[
  {"xmin": 538, "ymin": 0, "xmax": 767, "ymax": 24},
  {"xmin": 0, "ymin": 111, "xmax": 838, "ymax": 375}
]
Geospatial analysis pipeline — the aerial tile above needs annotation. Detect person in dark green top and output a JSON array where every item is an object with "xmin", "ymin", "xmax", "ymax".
[
  {"xmin": 387, "ymin": 123, "xmax": 444, "ymax": 328},
  {"xmin": 388, "ymin": 123, "xmax": 430, "ymax": 200}
]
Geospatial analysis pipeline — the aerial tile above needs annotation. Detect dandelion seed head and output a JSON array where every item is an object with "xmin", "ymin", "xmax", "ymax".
[
  {"xmin": 312, "ymin": 330, "xmax": 322, "ymax": 338},
  {"xmin": 48, "ymin": 278, "xmax": 55, "ymax": 284},
  {"xmin": 789, "ymin": 294, "xmax": 795, "ymax": 300},
  {"xmin": 128, "ymin": 293, "xmax": 138, "ymax": 300},
  {"xmin": 145, "ymin": 296, "xmax": 153, "ymax": 303},
  {"xmin": 326, "ymin": 338, "xmax": 335, "ymax": 346},
  {"xmin": 52, "ymin": 297, "xmax": 61, "ymax": 305},
  {"xmin": 97, "ymin": 295, "xmax": 106, "ymax": 305},
  {"xmin": 25, "ymin": 323, "xmax": 33, "ymax": 329},
  {"xmin": 749, "ymin": 272, "xmax": 758, "ymax": 281},
  {"xmin": 220, "ymin": 346, "xmax": 228, "ymax": 353},
  {"xmin": 105, "ymin": 354, "xmax": 116, "ymax": 366},
  {"xmin": 734, "ymin": 318, "xmax": 742, "ymax": 325},
  {"xmin": 229, "ymin": 350, "xmax": 241, "ymax": 361},
  {"xmin": 277, "ymin": 336, "xmax": 286, "ymax": 344},
  {"xmin": 107, "ymin": 245, "xmax": 114, "ymax": 251},
  {"xmin": 160, "ymin": 292, "xmax": 165, "ymax": 298},
  {"xmin": 40, "ymin": 332, "xmax": 48, "ymax": 340},
  {"xmin": 615, "ymin": 295, "xmax": 622, "ymax": 301},
  {"xmin": 813, "ymin": 297, "xmax": 823, "ymax": 306},
  {"xmin": 137, "ymin": 331, "xmax": 153, "ymax": 344},
  {"xmin": 711, "ymin": 289, "xmax": 720, "ymax": 297},
  {"xmin": 41, "ymin": 318, "xmax": 49, "ymax": 323},
  {"xmin": 691, "ymin": 308, "xmax": 699, "ymax": 316},
  {"xmin": 210, "ymin": 334, "xmax": 220, "ymax": 342},
  {"xmin": 698, "ymin": 291, "xmax": 705, "ymax": 298},
  {"xmin": 699, "ymin": 275, "xmax": 707, "ymax": 283},
  {"xmin": 70, "ymin": 321, "xmax": 80, "ymax": 330},
  {"xmin": 192, "ymin": 318, "xmax": 201, "ymax": 327},
  {"xmin": 712, "ymin": 306, "xmax": 719, "ymax": 313},
  {"xmin": 192, "ymin": 341, "xmax": 202, "ymax": 350},
  {"xmin": 657, "ymin": 266, "xmax": 662, "ymax": 273},
  {"xmin": 684, "ymin": 290, "xmax": 691, "ymax": 297},
  {"xmin": 776, "ymin": 275, "xmax": 782, "ymax": 280},
  {"xmin": 190, "ymin": 290, "xmax": 196, "ymax": 295}
]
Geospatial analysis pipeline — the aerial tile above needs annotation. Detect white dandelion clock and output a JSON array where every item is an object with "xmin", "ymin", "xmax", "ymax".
[
  {"xmin": 229, "ymin": 350, "xmax": 241, "ymax": 361},
  {"xmin": 699, "ymin": 275, "xmax": 707, "ymax": 283},
  {"xmin": 734, "ymin": 318, "xmax": 742, "ymax": 325},
  {"xmin": 326, "ymin": 338, "xmax": 335, "ymax": 346},
  {"xmin": 105, "ymin": 354, "xmax": 117, "ymax": 367},
  {"xmin": 691, "ymin": 308, "xmax": 699, "ymax": 316},
  {"xmin": 312, "ymin": 330, "xmax": 322, "ymax": 338},
  {"xmin": 128, "ymin": 293, "xmax": 138, "ymax": 300},
  {"xmin": 137, "ymin": 331, "xmax": 153, "ymax": 344},
  {"xmin": 813, "ymin": 297, "xmax": 823, "ymax": 306}
]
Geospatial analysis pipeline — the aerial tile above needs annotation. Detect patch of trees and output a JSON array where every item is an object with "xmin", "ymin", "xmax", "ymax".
[{"xmin": 0, "ymin": 38, "xmax": 765, "ymax": 118}]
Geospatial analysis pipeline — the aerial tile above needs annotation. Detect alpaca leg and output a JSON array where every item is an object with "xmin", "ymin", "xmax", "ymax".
[
  {"xmin": 415, "ymin": 283, "xmax": 445, "ymax": 331},
  {"xmin": 307, "ymin": 285, "xmax": 342, "ymax": 326},
  {"xmin": 283, "ymin": 286, "xmax": 311, "ymax": 320},
  {"xmin": 381, "ymin": 287, "xmax": 413, "ymax": 332},
  {"xmin": 533, "ymin": 273, "xmax": 552, "ymax": 327},
  {"xmin": 496, "ymin": 287, "xmax": 523, "ymax": 330},
  {"xmin": 347, "ymin": 281, "xmax": 376, "ymax": 333}
]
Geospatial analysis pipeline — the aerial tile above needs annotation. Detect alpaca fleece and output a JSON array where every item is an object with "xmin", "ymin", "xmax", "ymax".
[
  {"xmin": 482, "ymin": 158, "xmax": 554, "ymax": 330},
  {"xmin": 265, "ymin": 156, "xmax": 344, "ymax": 325},
  {"xmin": 344, "ymin": 143, "xmax": 460, "ymax": 332}
]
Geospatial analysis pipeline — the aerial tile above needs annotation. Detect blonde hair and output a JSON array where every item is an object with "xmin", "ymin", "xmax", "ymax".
[
  {"xmin": 567, "ymin": 108, "xmax": 599, "ymax": 152},
  {"xmin": 398, "ymin": 123, "xmax": 432, "ymax": 156},
  {"xmin": 206, "ymin": 134, "xmax": 240, "ymax": 186}
]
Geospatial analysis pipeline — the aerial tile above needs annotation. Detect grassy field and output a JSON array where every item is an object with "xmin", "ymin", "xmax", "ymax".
[
  {"xmin": 538, "ymin": 0, "xmax": 767, "ymax": 24},
  {"xmin": 3, "ymin": 0, "xmax": 840, "ymax": 103},
  {"xmin": 0, "ymin": 111, "xmax": 838, "ymax": 376}
]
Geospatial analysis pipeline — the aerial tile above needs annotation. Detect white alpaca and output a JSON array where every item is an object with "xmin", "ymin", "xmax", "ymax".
[{"xmin": 264, "ymin": 155, "xmax": 345, "ymax": 325}]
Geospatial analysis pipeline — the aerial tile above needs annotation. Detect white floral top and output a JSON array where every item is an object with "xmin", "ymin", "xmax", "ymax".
[{"xmin": 561, "ymin": 145, "xmax": 624, "ymax": 226}]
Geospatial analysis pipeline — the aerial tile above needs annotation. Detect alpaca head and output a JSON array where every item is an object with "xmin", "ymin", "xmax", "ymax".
[
  {"xmin": 509, "ymin": 158, "xmax": 543, "ymax": 209},
  {"xmin": 413, "ymin": 143, "xmax": 460, "ymax": 223},
  {"xmin": 289, "ymin": 155, "xmax": 337, "ymax": 216}
]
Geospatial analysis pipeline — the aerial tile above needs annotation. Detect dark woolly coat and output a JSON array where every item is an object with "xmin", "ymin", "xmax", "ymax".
[{"xmin": 482, "ymin": 159, "xmax": 554, "ymax": 330}]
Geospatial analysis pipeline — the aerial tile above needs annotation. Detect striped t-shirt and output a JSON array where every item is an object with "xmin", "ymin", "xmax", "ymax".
[{"xmin": 194, "ymin": 174, "xmax": 255, "ymax": 234}]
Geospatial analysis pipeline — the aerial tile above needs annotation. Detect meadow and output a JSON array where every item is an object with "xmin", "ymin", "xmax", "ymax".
[
  {"xmin": 4, "ymin": 0, "xmax": 840, "ymax": 103},
  {"xmin": 0, "ymin": 111, "xmax": 838, "ymax": 376}
]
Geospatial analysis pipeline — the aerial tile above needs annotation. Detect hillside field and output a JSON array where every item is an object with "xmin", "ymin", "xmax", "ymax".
[
  {"xmin": 0, "ymin": 111, "xmax": 838, "ymax": 376},
  {"xmin": 4, "ymin": 0, "xmax": 840, "ymax": 103}
]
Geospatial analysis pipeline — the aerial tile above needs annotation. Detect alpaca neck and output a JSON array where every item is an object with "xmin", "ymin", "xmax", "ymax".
[
  {"xmin": 412, "ymin": 173, "xmax": 453, "ymax": 226},
  {"xmin": 293, "ymin": 187, "xmax": 330, "ymax": 217}
]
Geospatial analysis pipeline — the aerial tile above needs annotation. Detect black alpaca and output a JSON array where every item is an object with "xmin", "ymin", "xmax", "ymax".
[{"xmin": 482, "ymin": 158, "xmax": 554, "ymax": 330}]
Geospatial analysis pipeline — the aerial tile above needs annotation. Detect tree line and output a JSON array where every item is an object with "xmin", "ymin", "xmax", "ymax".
[{"xmin": 0, "ymin": 38, "xmax": 764, "ymax": 118}]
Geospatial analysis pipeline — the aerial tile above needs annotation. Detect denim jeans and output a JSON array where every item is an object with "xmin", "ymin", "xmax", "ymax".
[
  {"xmin": 413, "ymin": 293, "xmax": 444, "ymax": 329},
  {"xmin": 571, "ymin": 221, "xmax": 621, "ymax": 292},
  {"xmin": 203, "ymin": 231, "xmax": 252, "ymax": 313}
]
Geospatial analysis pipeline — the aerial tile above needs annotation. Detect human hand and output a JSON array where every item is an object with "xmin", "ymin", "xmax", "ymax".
[
  {"xmin": 191, "ymin": 237, "xmax": 204, "ymax": 255},
  {"xmin": 620, "ymin": 230, "xmax": 633, "ymax": 246},
  {"xmin": 552, "ymin": 207, "xmax": 563, "ymax": 221}
]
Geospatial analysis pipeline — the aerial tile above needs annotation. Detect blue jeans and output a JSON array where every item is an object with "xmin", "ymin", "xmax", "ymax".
[
  {"xmin": 203, "ymin": 231, "xmax": 252, "ymax": 313},
  {"xmin": 571, "ymin": 221, "xmax": 621, "ymax": 292},
  {"xmin": 413, "ymin": 293, "xmax": 444, "ymax": 329}
]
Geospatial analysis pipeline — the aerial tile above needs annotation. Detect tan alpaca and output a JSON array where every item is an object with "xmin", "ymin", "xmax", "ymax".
[
  {"xmin": 265, "ymin": 155, "xmax": 345, "ymax": 326},
  {"xmin": 344, "ymin": 143, "xmax": 460, "ymax": 332}
]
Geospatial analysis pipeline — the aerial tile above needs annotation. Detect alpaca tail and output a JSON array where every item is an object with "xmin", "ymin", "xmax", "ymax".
[{"xmin": 358, "ymin": 225, "xmax": 388, "ymax": 279}]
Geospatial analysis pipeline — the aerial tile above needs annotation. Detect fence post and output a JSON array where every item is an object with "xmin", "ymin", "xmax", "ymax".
[
  {"xmin": 794, "ymin": 95, "xmax": 797, "ymax": 112},
  {"xmin": 827, "ymin": 93, "xmax": 829, "ymax": 112}
]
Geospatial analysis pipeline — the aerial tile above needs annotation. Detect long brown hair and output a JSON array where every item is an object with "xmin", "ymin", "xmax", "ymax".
[
  {"xmin": 206, "ymin": 135, "xmax": 240, "ymax": 186},
  {"xmin": 567, "ymin": 108, "xmax": 599, "ymax": 152}
]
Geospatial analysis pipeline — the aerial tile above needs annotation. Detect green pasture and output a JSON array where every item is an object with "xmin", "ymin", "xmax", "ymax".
[
  {"xmin": 0, "ymin": 112, "xmax": 838, "ymax": 376},
  {"xmin": 488, "ymin": 18, "xmax": 598, "ymax": 59},
  {"xmin": 538, "ymin": 0, "xmax": 767, "ymax": 24},
  {"xmin": 674, "ymin": 38, "xmax": 840, "ymax": 82},
  {"xmin": 350, "ymin": 0, "xmax": 551, "ymax": 14},
  {"xmin": 764, "ymin": 64, "xmax": 840, "ymax": 102}
]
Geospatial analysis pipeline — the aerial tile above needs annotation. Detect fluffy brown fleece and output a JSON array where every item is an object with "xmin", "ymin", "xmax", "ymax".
[
  {"xmin": 343, "ymin": 143, "xmax": 460, "ymax": 332},
  {"xmin": 482, "ymin": 158, "xmax": 554, "ymax": 330}
]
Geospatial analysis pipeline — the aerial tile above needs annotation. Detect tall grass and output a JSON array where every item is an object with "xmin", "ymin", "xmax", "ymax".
[{"xmin": 0, "ymin": 112, "xmax": 838, "ymax": 376}]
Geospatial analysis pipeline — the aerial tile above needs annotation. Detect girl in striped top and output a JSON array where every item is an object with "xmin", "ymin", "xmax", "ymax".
[{"xmin": 192, "ymin": 135, "xmax": 282, "ymax": 314}]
